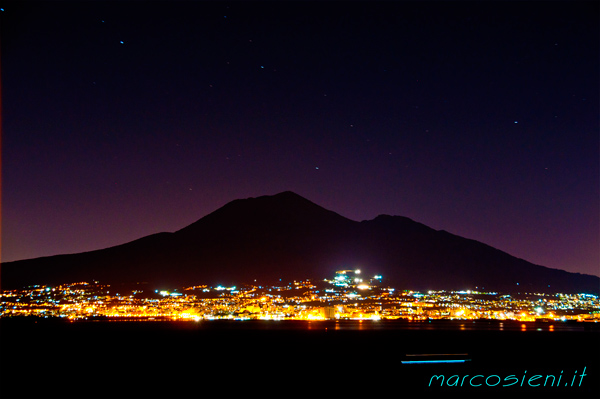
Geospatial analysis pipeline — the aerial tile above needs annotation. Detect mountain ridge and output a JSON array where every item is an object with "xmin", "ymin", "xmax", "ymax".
[{"xmin": 2, "ymin": 191, "xmax": 598, "ymax": 294}]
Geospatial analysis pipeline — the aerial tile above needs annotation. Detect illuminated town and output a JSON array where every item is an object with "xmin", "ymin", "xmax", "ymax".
[{"xmin": 2, "ymin": 269, "xmax": 599, "ymax": 323}]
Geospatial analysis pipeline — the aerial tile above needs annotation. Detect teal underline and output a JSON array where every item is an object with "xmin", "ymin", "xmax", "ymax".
[{"xmin": 401, "ymin": 359, "xmax": 470, "ymax": 364}]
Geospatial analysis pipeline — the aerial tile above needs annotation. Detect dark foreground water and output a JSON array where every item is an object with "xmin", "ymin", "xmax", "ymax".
[{"xmin": 1, "ymin": 318, "xmax": 598, "ymax": 399}]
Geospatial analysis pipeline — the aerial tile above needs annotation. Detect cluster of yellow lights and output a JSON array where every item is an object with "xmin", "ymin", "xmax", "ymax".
[{"xmin": 2, "ymin": 276, "xmax": 599, "ymax": 323}]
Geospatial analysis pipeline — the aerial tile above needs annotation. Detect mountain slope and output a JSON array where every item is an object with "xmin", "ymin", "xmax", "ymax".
[{"xmin": 2, "ymin": 191, "xmax": 598, "ymax": 294}]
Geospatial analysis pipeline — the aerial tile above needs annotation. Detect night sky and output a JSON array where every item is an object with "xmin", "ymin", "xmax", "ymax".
[{"xmin": 1, "ymin": 1, "xmax": 598, "ymax": 277}]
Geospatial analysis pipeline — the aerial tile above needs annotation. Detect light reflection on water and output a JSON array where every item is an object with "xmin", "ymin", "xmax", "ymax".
[
  {"xmin": 182, "ymin": 319, "xmax": 594, "ymax": 332},
  {"xmin": 27, "ymin": 317, "xmax": 595, "ymax": 332},
  {"xmin": 296, "ymin": 319, "xmax": 590, "ymax": 332}
]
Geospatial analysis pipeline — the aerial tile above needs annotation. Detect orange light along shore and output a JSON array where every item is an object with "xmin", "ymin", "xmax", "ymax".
[{"xmin": 2, "ymin": 272, "xmax": 599, "ymax": 323}]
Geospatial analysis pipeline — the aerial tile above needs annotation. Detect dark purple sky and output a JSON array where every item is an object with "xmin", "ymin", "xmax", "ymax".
[{"xmin": 2, "ymin": 1, "xmax": 598, "ymax": 277}]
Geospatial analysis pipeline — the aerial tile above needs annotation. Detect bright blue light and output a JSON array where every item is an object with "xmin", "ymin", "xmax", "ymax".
[{"xmin": 401, "ymin": 359, "xmax": 470, "ymax": 364}]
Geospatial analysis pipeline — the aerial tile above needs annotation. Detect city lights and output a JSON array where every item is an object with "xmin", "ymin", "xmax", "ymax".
[{"xmin": 1, "ymin": 273, "xmax": 599, "ymax": 323}]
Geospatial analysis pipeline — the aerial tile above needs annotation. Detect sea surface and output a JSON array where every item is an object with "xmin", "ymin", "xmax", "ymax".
[{"xmin": 1, "ymin": 318, "xmax": 598, "ymax": 398}]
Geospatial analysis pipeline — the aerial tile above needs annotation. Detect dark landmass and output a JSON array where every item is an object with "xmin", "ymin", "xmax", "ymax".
[
  {"xmin": 2, "ymin": 191, "xmax": 598, "ymax": 294},
  {"xmin": 1, "ymin": 317, "xmax": 599, "ymax": 399}
]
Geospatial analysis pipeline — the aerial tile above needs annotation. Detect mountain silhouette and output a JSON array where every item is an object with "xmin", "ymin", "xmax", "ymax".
[{"xmin": 2, "ymin": 191, "xmax": 598, "ymax": 294}]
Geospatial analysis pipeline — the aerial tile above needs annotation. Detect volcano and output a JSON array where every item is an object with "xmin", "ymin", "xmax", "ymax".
[{"xmin": 2, "ymin": 191, "xmax": 598, "ymax": 294}]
